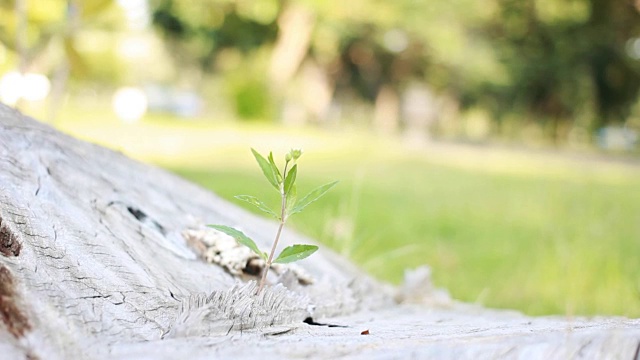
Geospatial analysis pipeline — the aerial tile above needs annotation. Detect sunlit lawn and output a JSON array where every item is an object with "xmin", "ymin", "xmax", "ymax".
[
  {"xmin": 174, "ymin": 157, "xmax": 640, "ymax": 317},
  {"xmin": 52, "ymin": 102, "xmax": 640, "ymax": 317}
]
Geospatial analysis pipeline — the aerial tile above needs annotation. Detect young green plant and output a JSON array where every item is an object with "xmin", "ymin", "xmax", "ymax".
[{"xmin": 208, "ymin": 148, "xmax": 338, "ymax": 294}]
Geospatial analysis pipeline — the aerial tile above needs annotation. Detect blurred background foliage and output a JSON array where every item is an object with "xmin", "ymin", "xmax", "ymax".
[
  {"xmin": 1, "ymin": 0, "xmax": 639, "ymax": 317},
  {"xmin": 148, "ymin": 0, "xmax": 640, "ymax": 142},
  {"xmin": 2, "ymin": 0, "xmax": 639, "ymax": 141}
]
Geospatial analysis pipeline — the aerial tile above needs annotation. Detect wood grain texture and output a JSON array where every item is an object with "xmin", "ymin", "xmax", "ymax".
[{"xmin": 0, "ymin": 104, "xmax": 637, "ymax": 359}]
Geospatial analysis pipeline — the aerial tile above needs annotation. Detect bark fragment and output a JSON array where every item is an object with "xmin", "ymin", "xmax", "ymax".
[
  {"xmin": 0, "ymin": 266, "xmax": 30, "ymax": 338},
  {"xmin": 0, "ymin": 216, "xmax": 21, "ymax": 257}
]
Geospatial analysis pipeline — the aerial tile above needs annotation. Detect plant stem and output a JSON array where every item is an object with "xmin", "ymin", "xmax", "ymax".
[
  {"xmin": 257, "ymin": 219, "xmax": 285, "ymax": 294},
  {"xmin": 257, "ymin": 162, "xmax": 289, "ymax": 294}
]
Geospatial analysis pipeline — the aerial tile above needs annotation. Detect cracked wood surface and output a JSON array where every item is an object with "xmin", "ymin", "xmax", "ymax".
[{"xmin": 0, "ymin": 104, "xmax": 638, "ymax": 359}]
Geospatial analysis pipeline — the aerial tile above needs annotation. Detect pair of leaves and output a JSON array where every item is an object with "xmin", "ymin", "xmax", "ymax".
[
  {"xmin": 245, "ymin": 148, "xmax": 338, "ymax": 219},
  {"xmin": 236, "ymin": 180, "xmax": 337, "ymax": 220},
  {"xmin": 207, "ymin": 225, "xmax": 318, "ymax": 264},
  {"xmin": 252, "ymin": 148, "xmax": 281, "ymax": 191},
  {"xmin": 252, "ymin": 148, "xmax": 299, "ymax": 194}
]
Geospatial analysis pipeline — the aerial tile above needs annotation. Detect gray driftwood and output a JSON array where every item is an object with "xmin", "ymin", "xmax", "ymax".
[{"xmin": 0, "ymin": 104, "xmax": 638, "ymax": 359}]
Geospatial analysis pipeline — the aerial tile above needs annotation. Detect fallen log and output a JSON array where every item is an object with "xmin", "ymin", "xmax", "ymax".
[{"xmin": 0, "ymin": 104, "xmax": 638, "ymax": 359}]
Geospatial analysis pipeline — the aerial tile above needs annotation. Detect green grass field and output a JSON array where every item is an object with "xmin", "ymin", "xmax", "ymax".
[
  {"xmin": 51, "ymin": 105, "xmax": 640, "ymax": 317},
  {"xmin": 174, "ymin": 154, "xmax": 640, "ymax": 317}
]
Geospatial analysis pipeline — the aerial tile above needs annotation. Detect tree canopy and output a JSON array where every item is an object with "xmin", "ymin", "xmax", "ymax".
[{"xmin": 147, "ymin": 0, "xmax": 640, "ymax": 141}]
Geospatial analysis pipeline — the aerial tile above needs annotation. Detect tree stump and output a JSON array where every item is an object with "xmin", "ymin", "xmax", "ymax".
[{"xmin": 0, "ymin": 104, "xmax": 638, "ymax": 359}]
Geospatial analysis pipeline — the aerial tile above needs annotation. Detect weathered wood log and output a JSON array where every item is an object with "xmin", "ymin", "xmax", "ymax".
[{"xmin": 1, "ymin": 104, "xmax": 638, "ymax": 359}]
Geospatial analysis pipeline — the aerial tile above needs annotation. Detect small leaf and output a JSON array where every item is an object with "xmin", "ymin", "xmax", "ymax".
[
  {"xmin": 290, "ymin": 181, "xmax": 338, "ymax": 216},
  {"xmin": 207, "ymin": 225, "xmax": 265, "ymax": 259},
  {"xmin": 273, "ymin": 244, "xmax": 319, "ymax": 264},
  {"xmin": 284, "ymin": 164, "xmax": 297, "ymax": 195},
  {"xmin": 234, "ymin": 195, "xmax": 279, "ymax": 220},
  {"xmin": 285, "ymin": 184, "xmax": 297, "ymax": 215},
  {"xmin": 251, "ymin": 148, "xmax": 279, "ymax": 190},
  {"xmin": 268, "ymin": 152, "xmax": 282, "ymax": 182}
]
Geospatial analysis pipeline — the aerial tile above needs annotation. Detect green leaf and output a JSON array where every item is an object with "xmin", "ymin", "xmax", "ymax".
[
  {"xmin": 207, "ymin": 225, "xmax": 266, "ymax": 260},
  {"xmin": 290, "ymin": 181, "xmax": 338, "ymax": 216},
  {"xmin": 268, "ymin": 152, "xmax": 282, "ymax": 182},
  {"xmin": 234, "ymin": 195, "xmax": 279, "ymax": 220},
  {"xmin": 284, "ymin": 164, "xmax": 297, "ymax": 195},
  {"xmin": 274, "ymin": 244, "xmax": 319, "ymax": 264},
  {"xmin": 285, "ymin": 184, "xmax": 297, "ymax": 215},
  {"xmin": 251, "ymin": 148, "xmax": 279, "ymax": 190}
]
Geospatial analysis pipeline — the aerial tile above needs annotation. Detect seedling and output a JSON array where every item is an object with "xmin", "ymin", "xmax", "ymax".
[{"xmin": 209, "ymin": 148, "xmax": 338, "ymax": 294}]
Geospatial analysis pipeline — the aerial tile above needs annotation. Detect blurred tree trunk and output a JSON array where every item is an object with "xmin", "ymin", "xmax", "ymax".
[
  {"xmin": 48, "ymin": 0, "xmax": 79, "ymax": 123},
  {"xmin": 15, "ymin": 0, "xmax": 27, "ymax": 73},
  {"xmin": 268, "ymin": 4, "xmax": 315, "ymax": 89},
  {"xmin": 268, "ymin": 2, "xmax": 320, "ymax": 124},
  {"xmin": 373, "ymin": 85, "xmax": 400, "ymax": 134},
  {"xmin": 13, "ymin": 0, "xmax": 27, "ymax": 110}
]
